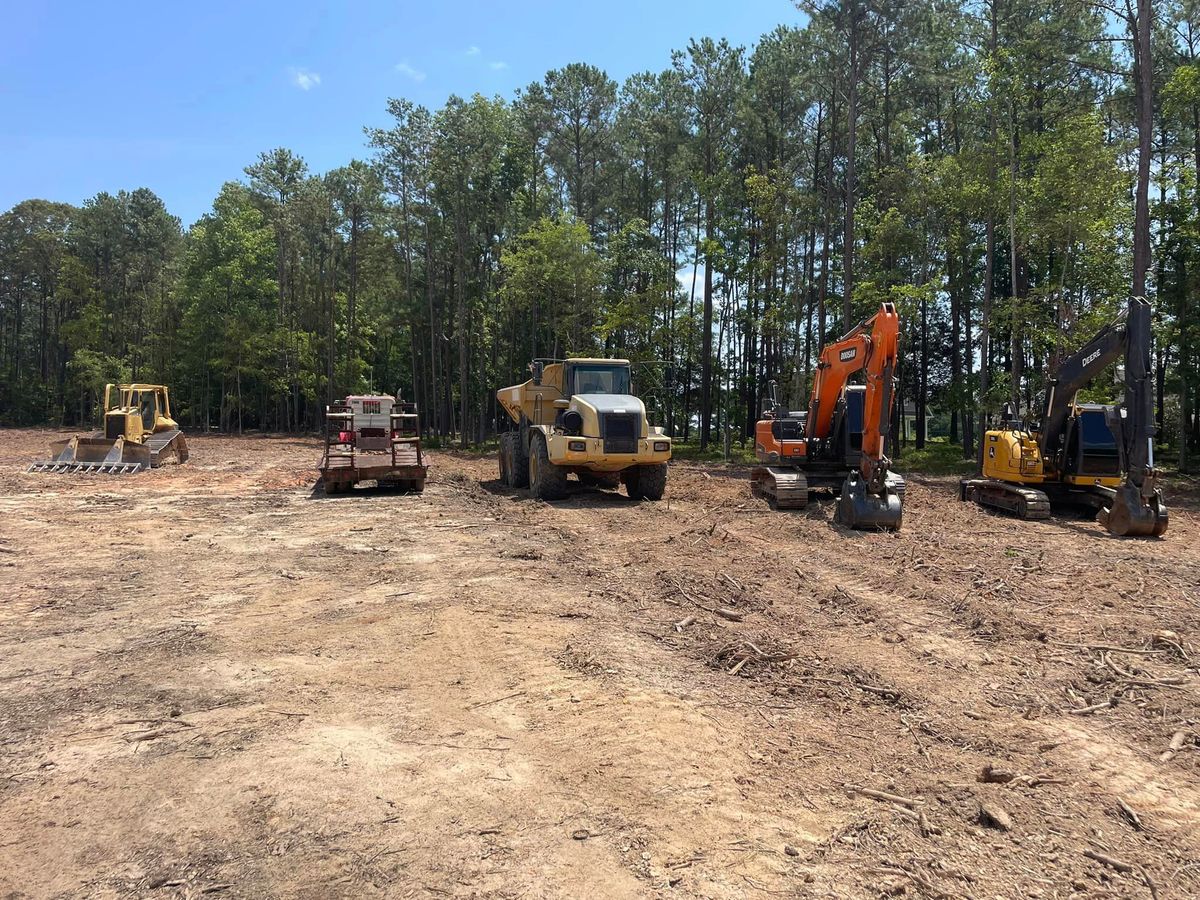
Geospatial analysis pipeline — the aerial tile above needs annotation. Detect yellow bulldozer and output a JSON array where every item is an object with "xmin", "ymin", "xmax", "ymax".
[
  {"xmin": 29, "ymin": 383, "xmax": 189, "ymax": 474},
  {"xmin": 496, "ymin": 357, "xmax": 671, "ymax": 501}
]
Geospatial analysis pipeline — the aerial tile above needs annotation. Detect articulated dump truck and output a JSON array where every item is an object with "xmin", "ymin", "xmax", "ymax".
[
  {"xmin": 29, "ymin": 383, "xmax": 188, "ymax": 475},
  {"xmin": 496, "ymin": 358, "xmax": 671, "ymax": 501}
]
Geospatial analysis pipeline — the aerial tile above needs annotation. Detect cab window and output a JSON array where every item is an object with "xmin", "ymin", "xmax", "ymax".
[
  {"xmin": 137, "ymin": 391, "xmax": 156, "ymax": 431},
  {"xmin": 571, "ymin": 365, "xmax": 630, "ymax": 396}
]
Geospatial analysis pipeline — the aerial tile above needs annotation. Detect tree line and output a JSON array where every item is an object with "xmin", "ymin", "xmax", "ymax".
[{"xmin": 2, "ymin": 0, "xmax": 1195, "ymax": 466}]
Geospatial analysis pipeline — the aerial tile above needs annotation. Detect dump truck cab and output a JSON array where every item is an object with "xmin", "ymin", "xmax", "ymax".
[{"xmin": 496, "ymin": 357, "xmax": 671, "ymax": 501}]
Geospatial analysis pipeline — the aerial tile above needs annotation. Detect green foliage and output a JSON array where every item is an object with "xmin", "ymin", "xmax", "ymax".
[{"xmin": 0, "ymin": 0, "xmax": 1194, "ymax": 465}]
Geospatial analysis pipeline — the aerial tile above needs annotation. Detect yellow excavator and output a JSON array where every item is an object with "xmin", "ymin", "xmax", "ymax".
[
  {"xmin": 29, "ymin": 383, "xmax": 189, "ymax": 474},
  {"xmin": 960, "ymin": 297, "xmax": 1167, "ymax": 536}
]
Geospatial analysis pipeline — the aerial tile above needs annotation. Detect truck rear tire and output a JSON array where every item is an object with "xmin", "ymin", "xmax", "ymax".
[
  {"xmin": 512, "ymin": 432, "xmax": 529, "ymax": 488},
  {"xmin": 499, "ymin": 432, "xmax": 529, "ymax": 489},
  {"xmin": 624, "ymin": 463, "xmax": 667, "ymax": 501},
  {"xmin": 528, "ymin": 434, "xmax": 569, "ymax": 501}
]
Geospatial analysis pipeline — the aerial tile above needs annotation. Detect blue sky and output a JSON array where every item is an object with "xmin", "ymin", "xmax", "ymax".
[{"xmin": 1, "ymin": 1, "xmax": 802, "ymax": 227}]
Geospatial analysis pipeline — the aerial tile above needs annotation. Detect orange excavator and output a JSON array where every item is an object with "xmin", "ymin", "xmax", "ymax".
[{"xmin": 751, "ymin": 301, "xmax": 904, "ymax": 530}]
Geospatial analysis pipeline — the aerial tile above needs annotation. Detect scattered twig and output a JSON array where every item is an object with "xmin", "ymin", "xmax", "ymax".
[
  {"xmin": 468, "ymin": 691, "xmax": 525, "ymax": 710},
  {"xmin": 1141, "ymin": 867, "xmax": 1161, "ymax": 900},
  {"xmin": 901, "ymin": 715, "xmax": 931, "ymax": 761},
  {"xmin": 1116, "ymin": 797, "xmax": 1144, "ymax": 831}
]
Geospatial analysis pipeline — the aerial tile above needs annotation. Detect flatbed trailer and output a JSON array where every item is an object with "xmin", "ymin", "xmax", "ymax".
[{"xmin": 317, "ymin": 398, "xmax": 427, "ymax": 494}]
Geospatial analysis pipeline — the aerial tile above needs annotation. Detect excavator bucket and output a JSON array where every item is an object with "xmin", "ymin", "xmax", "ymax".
[
  {"xmin": 28, "ymin": 436, "xmax": 151, "ymax": 475},
  {"xmin": 1099, "ymin": 482, "xmax": 1168, "ymax": 537},
  {"xmin": 835, "ymin": 471, "xmax": 903, "ymax": 531}
]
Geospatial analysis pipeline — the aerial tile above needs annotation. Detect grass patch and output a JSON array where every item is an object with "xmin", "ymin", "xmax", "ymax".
[
  {"xmin": 894, "ymin": 440, "xmax": 977, "ymax": 476},
  {"xmin": 669, "ymin": 441, "xmax": 757, "ymax": 464}
]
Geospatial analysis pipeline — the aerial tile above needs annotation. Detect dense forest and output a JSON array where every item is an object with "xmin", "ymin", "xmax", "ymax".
[{"xmin": 1, "ymin": 0, "xmax": 1195, "ymax": 465}]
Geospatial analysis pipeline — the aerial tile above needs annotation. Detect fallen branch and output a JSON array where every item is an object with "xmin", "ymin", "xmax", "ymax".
[
  {"xmin": 846, "ymin": 784, "xmax": 920, "ymax": 809},
  {"xmin": 1083, "ymin": 849, "xmax": 1133, "ymax": 873},
  {"xmin": 1160, "ymin": 730, "xmax": 1187, "ymax": 762},
  {"xmin": 1054, "ymin": 641, "xmax": 1165, "ymax": 656},
  {"xmin": 702, "ymin": 605, "xmax": 744, "ymax": 622},
  {"xmin": 1068, "ymin": 697, "xmax": 1118, "ymax": 716},
  {"xmin": 673, "ymin": 615, "xmax": 696, "ymax": 632}
]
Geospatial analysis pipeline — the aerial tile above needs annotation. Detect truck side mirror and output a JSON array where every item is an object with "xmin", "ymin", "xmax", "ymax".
[{"xmin": 530, "ymin": 361, "xmax": 544, "ymax": 386}]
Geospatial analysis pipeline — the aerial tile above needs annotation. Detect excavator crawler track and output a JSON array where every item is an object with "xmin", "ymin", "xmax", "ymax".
[
  {"xmin": 751, "ymin": 466, "xmax": 808, "ymax": 509},
  {"xmin": 960, "ymin": 478, "xmax": 1051, "ymax": 520}
]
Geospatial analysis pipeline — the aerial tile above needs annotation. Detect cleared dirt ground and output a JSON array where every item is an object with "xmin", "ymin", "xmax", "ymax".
[{"xmin": 1, "ymin": 428, "xmax": 1198, "ymax": 900}]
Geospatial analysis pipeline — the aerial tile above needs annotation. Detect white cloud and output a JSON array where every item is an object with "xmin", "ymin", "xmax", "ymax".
[
  {"xmin": 465, "ymin": 45, "xmax": 481, "ymax": 56},
  {"xmin": 290, "ymin": 68, "xmax": 321, "ymax": 91},
  {"xmin": 395, "ymin": 60, "xmax": 426, "ymax": 82},
  {"xmin": 489, "ymin": 60, "xmax": 508, "ymax": 71}
]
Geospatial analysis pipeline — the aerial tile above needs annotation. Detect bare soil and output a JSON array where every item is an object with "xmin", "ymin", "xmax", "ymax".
[{"xmin": 1, "ymin": 428, "xmax": 1198, "ymax": 899}]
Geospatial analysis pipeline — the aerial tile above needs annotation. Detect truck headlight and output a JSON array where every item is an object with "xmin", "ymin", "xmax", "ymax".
[
  {"xmin": 653, "ymin": 441, "xmax": 670, "ymax": 452},
  {"xmin": 569, "ymin": 440, "xmax": 586, "ymax": 452}
]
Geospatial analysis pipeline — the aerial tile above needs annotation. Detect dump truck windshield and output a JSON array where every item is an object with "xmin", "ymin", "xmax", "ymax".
[{"xmin": 571, "ymin": 364, "xmax": 630, "ymax": 396}]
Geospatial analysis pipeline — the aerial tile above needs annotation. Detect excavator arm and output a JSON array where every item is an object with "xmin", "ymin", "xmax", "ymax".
[
  {"xmin": 1098, "ymin": 297, "xmax": 1167, "ymax": 535},
  {"xmin": 807, "ymin": 330, "xmax": 871, "ymax": 441},
  {"xmin": 859, "ymin": 303, "xmax": 899, "ymax": 491}
]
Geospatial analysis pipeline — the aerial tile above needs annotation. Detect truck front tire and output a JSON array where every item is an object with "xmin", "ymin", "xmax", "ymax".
[
  {"xmin": 624, "ymin": 463, "xmax": 667, "ymax": 501},
  {"xmin": 528, "ymin": 434, "xmax": 569, "ymax": 501}
]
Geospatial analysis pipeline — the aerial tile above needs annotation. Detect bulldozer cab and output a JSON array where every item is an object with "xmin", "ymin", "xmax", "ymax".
[{"xmin": 104, "ymin": 384, "xmax": 174, "ymax": 435}]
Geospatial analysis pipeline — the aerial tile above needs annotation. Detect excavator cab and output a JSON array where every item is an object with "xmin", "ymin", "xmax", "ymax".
[{"xmin": 1060, "ymin": 405, "xmax": 1120, "ymax": 483}]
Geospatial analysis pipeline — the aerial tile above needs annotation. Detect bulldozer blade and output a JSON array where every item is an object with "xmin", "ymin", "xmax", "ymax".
[
  {"xmin": 1098, "ymin": 482, "xmax": 1168, "ymax": 537},
  {"xmin": 835, "ymin": 471, "xmax": 903, "ymax": 531},
  {"xmin": 28, "ymin": 436, "xmax": 151, "ymax": 474}
]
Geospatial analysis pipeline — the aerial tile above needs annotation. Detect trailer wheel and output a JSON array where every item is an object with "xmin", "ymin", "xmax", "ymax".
[
  {"xmin": 624, "ymin": 463, "xmax": 667, "ymax": 501},
  {"xmin": 528, "ymin": 434, "xmax": 568, "ymax": 500}
]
